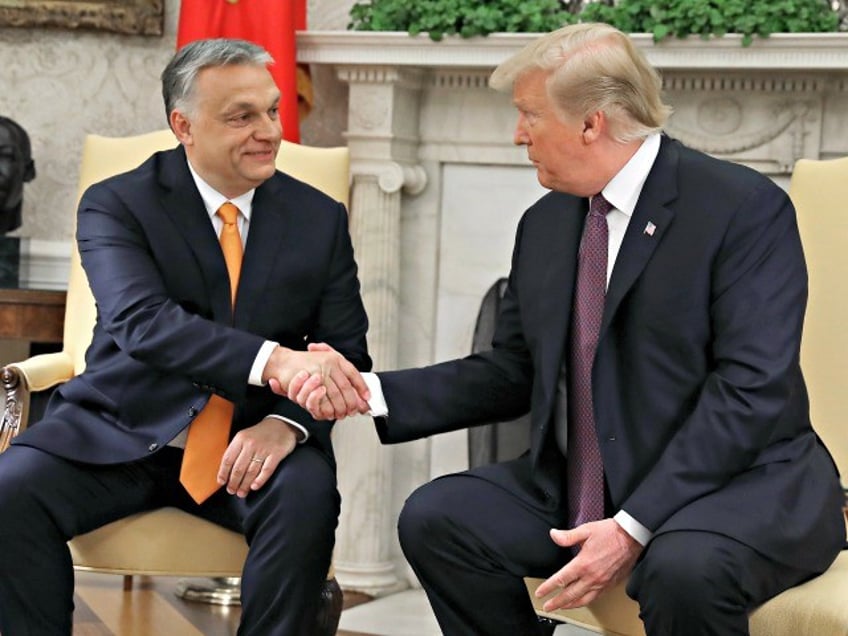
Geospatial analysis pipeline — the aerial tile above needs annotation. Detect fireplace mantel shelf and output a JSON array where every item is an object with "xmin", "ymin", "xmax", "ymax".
[{"xmin": 297, "ymin": 30, "xmax": 848, "ymax": 71}]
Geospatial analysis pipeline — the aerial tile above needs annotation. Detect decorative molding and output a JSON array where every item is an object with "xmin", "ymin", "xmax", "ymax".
[
  {"xmin": 665, "ymin": 101, "xmax": 811, "ymax": 155},
  {"xmin": 0, "ymin": 0, "xmax": 164, "ymax": 36},
  {"xmin": 19, "ymin": 239, "xmax": 71, "ymax": 291},
  {"xmin": 337, "ymin": 66, "xmax": 425, "ymax": 88},
  {"xmin": 350, "ymin": 159, "xmax": 427, "ymax": 196},
  {"xmin": 298, "ymin": 31, "xmax": 848, "ymax": 71},
  {"xmin": 697, "ymin": 97, "xmax": 743, "ymax": 136},
  {"xmin": 299, "ymin": 30, "xmax": 533, "ymax": 68},
  {"xmin": 348, "ymin": 87, "xmax": 391, "ymax": 131},
  {"xmin": 334, "ymin": 559, "xmax": 407, "ymax": 597},
  {"xmin": 430, "ymin": 70, "xmax": 492, "ymax": 90},
  {"xmin": 662, "ymin": 75, "xmax": 830, "ymax": 93}
]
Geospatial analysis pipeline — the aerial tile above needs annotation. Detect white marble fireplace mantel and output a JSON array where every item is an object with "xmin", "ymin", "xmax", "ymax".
[
  {"xmin": 299, "ymin": 30, "xmax": 848, "ymax": 70},
  {"xmin": 296, "ymin": 30, "xmax": 848, "ymax": 594}
]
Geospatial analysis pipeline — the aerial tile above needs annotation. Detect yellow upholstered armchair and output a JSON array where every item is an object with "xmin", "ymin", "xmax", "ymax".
[
  {"xmin": 525, "ymin": 158, "xmax": 848, "ymax": 635},
  {"xmin": 0, "ymin": 129, "xmax": 351, "ymax": 634}
]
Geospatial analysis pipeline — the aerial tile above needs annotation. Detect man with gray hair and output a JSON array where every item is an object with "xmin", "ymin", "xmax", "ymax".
[
  {"xmin": 290, "ymin": 22, "xmax": 844, "ymax": 635},
  {"xmin": 0, "ymin": 38, "xmax": 371, "ymax": 634}
]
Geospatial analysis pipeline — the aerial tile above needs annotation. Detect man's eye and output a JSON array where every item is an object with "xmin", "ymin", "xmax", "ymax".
[{"xmin": 269, "ymin": 107, "xmax": 279, "ymax": 119}]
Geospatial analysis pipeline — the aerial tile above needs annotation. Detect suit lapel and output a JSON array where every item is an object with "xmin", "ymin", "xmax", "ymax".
[
  {"xmin": 158, "ymin": 148, "xmax": 233, "ymax": 322},
  {"xmin": 233, "ymin": 175, "xmax": 288, "ymax": 328},
  {"xmin": 536, "ymin": 194, "xmax": 586, "ymax": 402},
  {"xmin": 601, "ymin": 137, "xmax": 679, "ymax": 334}
]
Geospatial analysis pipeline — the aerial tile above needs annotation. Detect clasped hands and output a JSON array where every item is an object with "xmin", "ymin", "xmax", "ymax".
[{"xmin": 265, "ymin": 343, "xmax": 370, "ymax": 419}]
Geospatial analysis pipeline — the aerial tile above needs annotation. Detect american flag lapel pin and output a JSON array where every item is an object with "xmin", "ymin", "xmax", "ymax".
[{"xmin": 644, "ymin": 221, "xmax": 656, "ymax": 237}]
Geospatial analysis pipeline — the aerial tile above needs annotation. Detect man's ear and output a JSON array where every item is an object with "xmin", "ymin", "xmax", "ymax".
[
  {"xmin": 582, "ymin": 111, "xmax": 604, "ymax": 144},
  {"xmin": 170, "ymin": 110, "xmax": 192, "ymax": 145}
]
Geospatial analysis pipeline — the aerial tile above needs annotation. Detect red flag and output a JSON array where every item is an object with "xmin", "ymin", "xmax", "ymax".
[{"xmin": 177, "ymin": 0, "xmax": 308, "ymax": 143}]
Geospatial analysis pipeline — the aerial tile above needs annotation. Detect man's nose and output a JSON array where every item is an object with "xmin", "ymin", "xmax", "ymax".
[
  {"xmin": 513, "ymin": 115, "xmax": 529, "ymax": 145},
  {"xmin": 255, "ymin": 114, "xmax": 281, "ymax": 140}
]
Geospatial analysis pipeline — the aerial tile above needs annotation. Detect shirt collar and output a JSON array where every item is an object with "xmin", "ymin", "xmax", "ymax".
[
  {"xmin": 599, "ymin": 133, "xmax": 661, "ymax": 218},
  {"xmin": 186, "ymin": 159, "xmax": 255, "ymax": 222}
]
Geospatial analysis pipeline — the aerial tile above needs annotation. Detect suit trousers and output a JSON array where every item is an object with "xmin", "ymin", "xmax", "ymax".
[
  {"xmin": 0, "ymin": 443, "xmax": 339, "ymax": 636},
  {"xmin": 398, "ymin": 466, "xmax": 569, "ymax": 636},
  {"xmin": 398, "ymin": 458, "xmax": 818, "ymax": 636}
]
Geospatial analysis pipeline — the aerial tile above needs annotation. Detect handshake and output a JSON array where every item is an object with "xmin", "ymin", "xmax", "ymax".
[{"xmin": 263, "ymin": 343, "xmax": 372, "ymax": 420}]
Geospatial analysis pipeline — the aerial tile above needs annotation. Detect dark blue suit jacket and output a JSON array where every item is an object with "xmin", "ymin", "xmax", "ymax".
[
  {"xmin": 15, "ymin": 145, "xmax": 370, "ymax": 465},
  {"xmin": 376, "ymin": 136, "xmax": 843, "ymax": 572}
]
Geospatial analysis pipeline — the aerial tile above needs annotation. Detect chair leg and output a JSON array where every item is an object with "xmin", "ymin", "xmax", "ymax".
[
  {"xmin": 175, "ymin": 577, "xmax": 241, "ymax": 606},
  {"xmin": 536, "ymin": 616, "xmax": 563, "ymax": 636},
  {"xmin": 175, "ymin": 575, "xmax": 342, "ymax": 633},
  {"xmin": 313, "ymin": 577, "xmax": 343, "ymax": 636},
  {"xmin": 122, "ymin": 575, "xmax": 133, "ymax": 591}
]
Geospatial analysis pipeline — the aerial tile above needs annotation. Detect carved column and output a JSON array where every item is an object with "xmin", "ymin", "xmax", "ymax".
[{"xmin": 331, "ymin": 66, "xmax": 427, "ymax": 595}]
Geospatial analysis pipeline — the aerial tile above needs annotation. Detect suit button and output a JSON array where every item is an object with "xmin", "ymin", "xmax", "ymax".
[
  {"xmin": 189, "ymin": 407, "xmax": 198, "ymax": 417},
  {"xmin": 148, "ymin": 443, "xmax": 158, "ymax": 452},
  {"xmin": 608, "ymin": 436, "xmax": 616, "ymax": 442}
]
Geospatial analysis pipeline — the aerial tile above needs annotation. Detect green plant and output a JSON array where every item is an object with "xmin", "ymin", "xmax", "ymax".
[
  {"xmin": 348, "ymin": 0, "xmax": 576, "ymax": 41},
  {"xmin": 580, "ymin": 0, "xmax": 840, "ymax": 45},
  {"xmin": 348, "ymin": 0, "xmax": 841, "ymax": 45}
]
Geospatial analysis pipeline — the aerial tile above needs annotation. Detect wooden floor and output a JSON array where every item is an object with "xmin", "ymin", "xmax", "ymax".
[{"xmin": 72, "ymin": 572, "xmax": 374, "ymax": 636}]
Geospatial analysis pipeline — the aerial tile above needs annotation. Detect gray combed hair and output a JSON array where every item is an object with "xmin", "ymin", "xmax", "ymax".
[
  {"xmin": 161, "ymin": 38, "xmax": 274, "ymax": 123},
  {"xmin": 490, "ymin": 23, "xmax": 672, "ymax": 143}
]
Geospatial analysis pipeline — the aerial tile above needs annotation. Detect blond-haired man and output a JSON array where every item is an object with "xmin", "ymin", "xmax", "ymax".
[{"xmin": 291, "ymin": 23, "xmax": 844, "ymax": 635}]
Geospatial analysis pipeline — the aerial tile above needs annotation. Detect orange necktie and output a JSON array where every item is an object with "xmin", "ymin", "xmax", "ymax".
[{"xmin": 179, "ymin": 202, "xmax": 243, "ymax": 504}]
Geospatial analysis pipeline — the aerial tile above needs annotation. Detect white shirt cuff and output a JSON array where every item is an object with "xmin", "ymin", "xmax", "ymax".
[
  {"xmin": 249, "ymin": 340, "xmax": 279, "ymax": 386},
  {"xmin": 362, "ymin": 372, "xmax": 388, "ymax": 417},
  {"xmin": 265, "ymin": 414, "xmax": 309, "ymax": 443},
  {"xmin": 613, "ymin": 510, "xmax": 653, "ymax": 546}
]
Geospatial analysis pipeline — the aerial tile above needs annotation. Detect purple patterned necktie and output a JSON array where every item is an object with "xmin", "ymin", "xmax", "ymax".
[{"xmin": 566, "ymin": 193, "xmax": 612, "ymax": 529}]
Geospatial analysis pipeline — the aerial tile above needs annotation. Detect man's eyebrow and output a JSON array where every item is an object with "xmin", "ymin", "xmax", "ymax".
[{"xmin": 226, "ymin": 101, "xmax": 259, "ymax": 112}]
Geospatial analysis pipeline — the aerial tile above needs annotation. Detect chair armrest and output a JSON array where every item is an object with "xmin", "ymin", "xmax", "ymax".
[
  {"xmin": 8, "ymin": 351, "xmax": 75, "ymax": 392},
  {"xmin": 0, "ymin": 352, "xmax": 75, "ymax": 452}
]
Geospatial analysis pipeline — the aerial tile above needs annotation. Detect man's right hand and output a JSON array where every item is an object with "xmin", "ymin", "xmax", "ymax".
[
  {"xmin": 534, "ymin": 519, "xmax": 642, "ymax": 611},
  {"xmin": 264, "ymin": 345, "xmax": 370, "ymax": 420}
]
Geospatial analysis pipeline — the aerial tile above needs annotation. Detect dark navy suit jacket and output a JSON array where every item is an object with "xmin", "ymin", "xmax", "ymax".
[
  {"xmin": 15, "ymin": 145, "xmax": 370, "ymax": 466},
  {"xmin": 376, "ymin": 136, "xmax": 843, "ymax": 572}
]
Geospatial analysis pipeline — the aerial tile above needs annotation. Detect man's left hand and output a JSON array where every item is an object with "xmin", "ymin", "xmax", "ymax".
[
  {"xmin": 217, "ymin": 417, "xmax": 298, "ymax": 498},
  {"xmin": 535, "ymin": 518, "xmax": 643, "ymax": 611}
]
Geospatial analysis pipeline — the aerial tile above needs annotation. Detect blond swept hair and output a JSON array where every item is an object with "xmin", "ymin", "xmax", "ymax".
[{"xmin": 490, "ymin": 23, "xmax": 672, "ymax": 143}]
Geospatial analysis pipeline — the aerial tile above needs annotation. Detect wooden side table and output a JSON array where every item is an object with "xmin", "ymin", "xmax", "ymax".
[{"xmin": 0, "ymin": 288, "xmax": 66, "ymax": 343}]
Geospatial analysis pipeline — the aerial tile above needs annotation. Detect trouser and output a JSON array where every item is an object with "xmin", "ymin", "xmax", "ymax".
[
  {"xmin": 398, "ymin": 466, "xmax": 816, "ymax": 636},
  {"xmin": 0, "ymin": 443, "xmax": 339, "ymax": 636}
]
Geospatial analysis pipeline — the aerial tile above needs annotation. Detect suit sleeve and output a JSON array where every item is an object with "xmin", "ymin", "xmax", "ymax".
[
  {"xmin": 268, "ymin": 202, "xmax": 371, "ymax": 443},
  {"xmin": 77, "ymin": 182, "xmax": 265, "ymax": 402},
  {"xmin": 621, "ymin": 181, "xmax": 809, "ymax": 531},
  {"xmin": 308, "ymin": 203, "xmax": 371, "ymax": 372}
]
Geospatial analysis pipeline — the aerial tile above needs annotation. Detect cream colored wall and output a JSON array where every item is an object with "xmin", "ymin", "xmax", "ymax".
[{"xmin": 0, "ymin": 0, "xmax": 355, "ymax": 243}]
